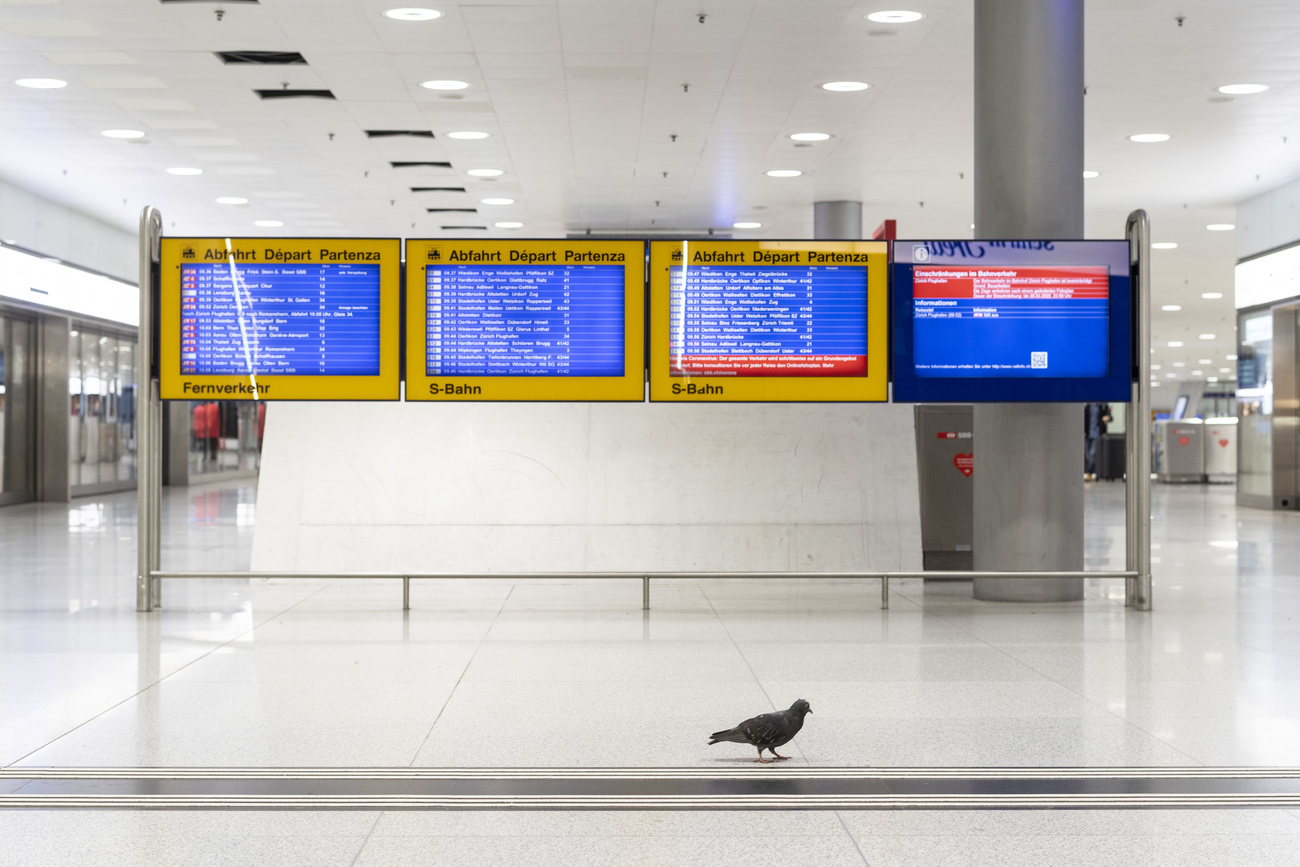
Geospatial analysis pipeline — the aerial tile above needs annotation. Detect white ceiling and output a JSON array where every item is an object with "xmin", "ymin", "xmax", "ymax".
[{"xmin": 3, "ymin": 0, "xmax": 1300, "ymax": 384}]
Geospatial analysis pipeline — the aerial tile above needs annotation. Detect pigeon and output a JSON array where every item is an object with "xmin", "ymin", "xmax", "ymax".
[{"xmin": 708, "ymin": 699, "xmax": 812, "ymax": 763}]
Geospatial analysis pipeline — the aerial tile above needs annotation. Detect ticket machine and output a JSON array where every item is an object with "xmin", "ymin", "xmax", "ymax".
[
  {"xmin": 1154, "ymin": 418, "xmax": 1205, "ymax": 483},
  {"xmin": 1203, "ymin": 417, "xmax": 1238, "ymax": 484}
]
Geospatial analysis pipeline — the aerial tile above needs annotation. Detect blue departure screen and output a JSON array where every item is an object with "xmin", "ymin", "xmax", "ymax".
[
  {"xmin": 668, "ymin": 265, "xmax": 867, "ymax": 376},
  {"xmin": 425, "ymin": 265, "xmax": 625, "ymax": 376},
  {"xmin": 179, "ymin": 263, "xmax": 381, "ymax": 376},
  {"xmin": 912, "ymin": 265, "xmax": 1109, "ymax": 378}
]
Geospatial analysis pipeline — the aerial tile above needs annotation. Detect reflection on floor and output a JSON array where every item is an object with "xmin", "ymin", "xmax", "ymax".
[{"xmin": 3, "ymin": 479, "xmax": 1300, "ymax": 864}]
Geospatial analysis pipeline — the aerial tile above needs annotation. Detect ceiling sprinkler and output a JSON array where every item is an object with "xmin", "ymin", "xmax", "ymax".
[{"xmin": 215, "ymin": 8, "xmax": 225, "ymax": 21}]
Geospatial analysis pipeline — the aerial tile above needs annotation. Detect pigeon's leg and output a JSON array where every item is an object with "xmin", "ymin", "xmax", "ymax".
[
  {"xmin": 769, "ymin": 749, "xmax": 792, "ymax": 760},
  {"xmin": 755, "ymin": 748, "xmax": 771, "ymax": 764}
]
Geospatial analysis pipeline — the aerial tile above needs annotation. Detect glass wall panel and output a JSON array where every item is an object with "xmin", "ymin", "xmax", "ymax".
[
  {"xmin": 1237, "ymin": 309, "xmax": 1274, "ymax": 499},
  {"xmin": 0, "ymin": 314, "xmax": 35, "ymax": 505},
  {"xmin": 68, "ymin": 325, "xmax": 137, "ymax": 495},
  {"xmin": 187, "ymin": 400, "xmax": 263, "ymax": 478}
]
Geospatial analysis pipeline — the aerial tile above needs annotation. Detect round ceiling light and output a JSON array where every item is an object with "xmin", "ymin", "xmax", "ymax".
[
  {"xmin": 1206, "ymin": 223, "xmax": 1235, "ymax": 231},
  {"xmin": 421, "ymin": 80, "xmax": 468, "ymax": 91},
  {"xmin": 865, "ymin": 10, "xmax": 924, "ymax": 23},
  {"xmin": 15, "ymin": 78, "xmax": 67, "ymax": 89},
  {"xmin": 822, "ymin": 81, "xmax": 869, "ymax": 92},
  {"xmin": 254, "ymin": 220, "xmax": 284, "ymax": 228},
  {"xmin": 1129, "ymin": 133, "xmax": 1171, "ymax": 143},
  {"xmin": 494, "ymin": 221, "xmax": 523, "ymax": 229},
  {"xmin": 790, "ymin": 132, "xmax": 831, "ymax": 142},
  {"xmin": 1083, "ymin": 170, "xmax": 1100, "ymax": 179},
  {"xmin": 480, "ymin": 197, "xmax": 514, "ymax": 205},
  {"xmin": 1218, "ymin": 83, "xmax": 1269, "ymax": 95},
  {"xmin": 766, "ymin": 170, "xmax": 802, "ymax": 178},
  {"xmin": 216, "ymin": 196, "xmax": 248, "ymax": 205},
  {"xmin": 1161, "ymin": 305, "xmax": 1182, "ymax": 311},
  {"xmin": 100, "ymin": 129, "xmax": 145, "ymax": 139},
  {"xmin": 1151, "ymin": 242, "xmax": 1178, "ymax": 249},
  {"xmin": 1201, "ymin": 292, "xmax": 1224, "ymax": 299},
  {"xmin": 166, "ymin": 167, "xmax": 203, "ymax": 176},
  {"xmin": 446, "ymin": 130, "xmax": 490, "ymax": 140},
  {"xmin": 385, "ymin": 8, "xmax": 442, "ymax": 20},
  {"xmin": 467, "ymin": 168, "xmax": 504, "ymax": 177},
  {"xmin": 733, "ymin": 222, "xmax": 762, "ymax": 229},
  {"xmin": 1199, "ymin": 333, "xmax": 1216, "ymax": 340},
  {"xmin": 1167, "ymin": 341, "xmax": 1184, "ymax": 347}
]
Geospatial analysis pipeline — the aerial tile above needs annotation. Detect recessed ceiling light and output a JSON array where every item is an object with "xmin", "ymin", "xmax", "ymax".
[
  {"xmin": 1218, "ymin": 83, "xmax": 1268, "ymax": 95},
  {"xmin": 1206, "ymin": 376, "xmax": 1219, "ymax": 382},
  {"xmin": 15, "ymin": 78, "xmax": 67, "ymax": 89},
  {"xmin": 1173, "ymin": 362, "xmax": 1186, "ymax": 367},
  {"xmin": 1161, "ymin": 305, "xmax": 1182, "ymax": 311},
  {"xmin": 1219, "ymin": 367, "xmax": 1231, "ymax": 373},
  {"xmin": 1226, "ymin": 354, "xmax": 1238, "ymax": 360},
  {"xmin": 385, "ymin": 8, "xmax": 442, "ymax": 20},
  {"xmin": 1152, "ymin": 242, "xmax": 1178, "ymax": 249},
  {"xmin": 865, "ymin": 10, "xmax": 924, "ymax": 23},
  {"xmin": 421, "ymin": 80, "xmax": 468, "ymax": 91},
  {"xmin": 1167, "ymin": 341, "xmax": 1184, "ymax": 347},
  {"xmin": 822, "ymin": 81, "xmax": 869, "ymax": 92},
  {"xmin": 733, "ymin": 221, "xmax": 762, "ymax": 229},
  {"xmin": 1201, "ymin": 292, "xmax": 1223, "ymax": 299},
  {"xmin": 166, "ymin": 167, "xmax": 203, "ymax": 176},
  {"xmin": 467, "ymin": 168, "xmax": 503, "ymax": 177},
  {"xmin": 100, "ymin": 129, "xmax": 145, "ymax": 139},
  {"xmin": 1152, "ymin": 381, "xmax": 1161, "ymax": 387},
  {"xmin": 790, "ymin": 132, "xmax": 831, "ymax": 142},
  {"xmin": 480, "ymin": 197, "xmax": 514, "ymax": 205},
  {"xmin": 1199, "ymin": 358, "xmax": 1213, "ymax": 364},
  {"xmin": 254, "ymin": 220, "xmax": 284, "ymax": 228},
  {"xmin": 766, "ymin": 170, "xmax": 802, "ymax": 177},
  {"xmin": 1206, "ymin": 223, "xmax": 1235, "ymax": 231},
  {"xmin": 1199, "ymin": 333, "xmax": 1216, "ymax": 339},
  {"xmin": 1083, "ymin": 170, "xmax": 1100, "ymax": 179},
  {"xmin": 1191, "ymin": 370, "xmax": 1203, "ymax": 376},
  {"xmin": 1129, "ymin": 133, "xmax": 1171, "ymax": 143},
  {"xmin": 446, "ymin": 130, "xmax": 490, "ymax": 140},
  {"xmin": 1151, "ymin": 364, "xmax": 1162, "ymax": 370},
  {"xmin": 1166, "ymin": 373, "xmax": 1177, "ymax": 378},
  {"xmin": 493, "ymin": 221, "xmax": 523, "ymax": 229},
  {"xmin": 216, "ymin": 196, "xmax": 248, "ymax": 205}
]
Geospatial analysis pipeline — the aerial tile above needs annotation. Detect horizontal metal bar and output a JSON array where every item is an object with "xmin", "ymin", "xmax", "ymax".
[
  {"xmin": 5, "ymin": 793, "xmax": 1300, "ymax": 809},
  {"xmin": 150, "ymin": 571, "xmax": 1137, "ymax": 581},
  {"xmin": 3, "ymin": 767, "xmax": 1292, "ymax": 781}
]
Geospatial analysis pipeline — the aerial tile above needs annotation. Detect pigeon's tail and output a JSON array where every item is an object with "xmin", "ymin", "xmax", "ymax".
[{"xmin": 708, "ymin": 727, "xmax": 747, "ymax": 745}]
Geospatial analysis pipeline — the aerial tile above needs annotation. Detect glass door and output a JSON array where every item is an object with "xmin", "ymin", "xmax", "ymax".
[{"xmin": 0, "ymin": 314, "xmax": 36, "ymax": 506}]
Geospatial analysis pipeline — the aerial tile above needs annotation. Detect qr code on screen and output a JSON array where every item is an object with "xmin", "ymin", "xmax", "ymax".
[{"xmin": 1031, "ymin": 352, "xmax": 1048, "ymax": 369}]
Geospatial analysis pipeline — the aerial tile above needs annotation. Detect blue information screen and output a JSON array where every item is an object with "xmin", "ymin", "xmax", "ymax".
[
  {"xmin": 426, "ymin": 265, "xmax": 624, "ymax": 376},
  {"xmin": 668, "ymin": 265, "xmax": 868, "ymax": 376},
  {"xmin": 180, "ymin": 263, "xmax": 380, "ymax": 376},
  {"xmin": 912, "ymin": 264, "xmax": 1110, "ymax": 377}
]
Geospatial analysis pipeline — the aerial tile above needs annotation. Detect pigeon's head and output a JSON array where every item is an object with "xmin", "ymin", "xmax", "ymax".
[{"xmin": 790, "ymin": 699, "xmax": 812, "ymax": 717}]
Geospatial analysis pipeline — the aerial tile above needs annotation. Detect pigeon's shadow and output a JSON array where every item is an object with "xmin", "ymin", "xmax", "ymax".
[{"xmin": 708, "ymin": 757, "xmax": 804, "ymax": 764}]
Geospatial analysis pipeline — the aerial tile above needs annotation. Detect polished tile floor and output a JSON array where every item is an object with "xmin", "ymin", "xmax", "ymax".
[{"xmin": 2, "ymin": 478, "xmax": 1300, "ymax": 864}]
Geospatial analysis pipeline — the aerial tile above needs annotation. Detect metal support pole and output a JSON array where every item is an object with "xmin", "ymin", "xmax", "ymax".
[
  {"xmin": 881, "ymin": 577, "xmax": 889, "ymax": 610},
  {"xmin": 403, "ymin": 577, "xmax": 410, "ymax": 611},
  {"xmin": 136, "ymin": 207, "xmax": 162, "ymax": 613},
  {"xmin": 1125, "ymin": 210, "xmax": 1153, "ymax": 611},
  {"xmin": 642, "ymin": 576, "xmax": 650, "ymax": 611}
]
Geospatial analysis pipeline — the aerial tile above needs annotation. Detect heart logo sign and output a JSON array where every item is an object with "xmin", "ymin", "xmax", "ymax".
[
  {"xmin": 954, "ymin": 453, "xmax": 974, "ymax": 477},
  {"xmin": 1219, "ymin": 439, "xmax": 1230, "ymax": 448},
  {"xmin": 1178, "ymin": 436, "xmax": 1190, "ymax": 446}
]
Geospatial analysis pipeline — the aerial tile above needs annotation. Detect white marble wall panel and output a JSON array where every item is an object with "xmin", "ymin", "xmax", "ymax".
[
  {"xmin": 251, "ymin": 401, "xmax": 922, "ymax": 574},
  {"xmin": 0, "ymin": 178, "xmax": 136, "ymax": 281}
]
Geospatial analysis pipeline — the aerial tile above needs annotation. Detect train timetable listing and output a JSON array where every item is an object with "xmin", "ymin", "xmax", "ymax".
[
  {"xmin": 911, "ymin": 264, "xmax": 1109, "ymax": 378},
  {"xmin": 669, "ymin": 265, "xmax": 868, "ymax": 376},
  {"xmin": 426, "ymin": 264, "xmax": 624, "ymax": 377},
  {"xmin": 180, "ymin": 262, "xmax": 381, "ymax": 376}
]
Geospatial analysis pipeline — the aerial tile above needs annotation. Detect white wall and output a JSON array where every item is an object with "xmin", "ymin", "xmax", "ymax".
[
  {"xmin": 251, "ymin": 401, "xmax": 923, "ymax": 574},
  {"xmin": 1238, "ymin": 176, "xmax": 1300, "ymax": 261},
  {"xmin": 0, "ymin": 178, "xmax": 135, "ymax": 281}
]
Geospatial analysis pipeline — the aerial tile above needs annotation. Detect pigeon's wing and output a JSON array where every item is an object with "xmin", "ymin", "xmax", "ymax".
[{"xmin": 738, "ymin": 711, "xmax": 791, "ymax": 747}]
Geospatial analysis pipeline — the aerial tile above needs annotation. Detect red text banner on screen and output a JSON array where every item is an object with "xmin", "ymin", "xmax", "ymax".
[
  {"xmin": 159, "ymin": 238, "xmax": 401, "ymax": 401},
  {"xmin": 404, "ymin": 239, "xmax": 645, "ymax": 402},
  {"xmin": 648, "ymin": 240, "xmax": 889, "ymax": 402}
]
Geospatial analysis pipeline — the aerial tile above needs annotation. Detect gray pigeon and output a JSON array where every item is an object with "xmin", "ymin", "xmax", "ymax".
[{"xmin": 708, "ymin": 699, "xmax": 812, "ymax": 763}]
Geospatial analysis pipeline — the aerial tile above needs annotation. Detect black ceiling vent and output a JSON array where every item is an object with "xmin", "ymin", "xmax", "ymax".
[
  {"xmin": 217, "ymin": 51, "xmax": 305, "ymax": 65},
  {"xmin": 391, "ymin": 161, "xmax": 452, "ymax": 169},
  {"xmin": 442, "ymin": 226, "xmax": 487, "ymax": 230},
  {"xmin": 255, "ymin": 89, "xmax": 333, "ymax": 100},
  {"xmin": 366, "ymin": 130, "xmax": 434, "ymax": 139},
  {"xmin": 411, "ymin": 186, "xmax": 467, "ymax": 193},
  {"xmin": 427, "ymin": 208, "xmax": 477, "ymax": 213}
]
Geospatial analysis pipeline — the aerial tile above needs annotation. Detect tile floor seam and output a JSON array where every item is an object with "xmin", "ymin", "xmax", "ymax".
[
  {"xmin": 347, "ymin": 812, "xmax": 384, "ymax": 867},
  {"xmin": 834, "ymin": 810, "xmax": 873, "ymax": 866},
  {"xmin": 2, "ymin": 581, "xmax": 332, "ymax": 770},
  {"xmin": 405, "ymin": 583, "xmax": 517, "ymax": 768}
]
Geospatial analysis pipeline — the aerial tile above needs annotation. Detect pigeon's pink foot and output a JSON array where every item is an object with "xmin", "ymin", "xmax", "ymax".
[
  {"xmin": 756, "ymin": 756, "xmax": 771, "ymax": 763},
  {"xmin": 770, "ymin": 751, "xmax": 791, "ymax": 760}
]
